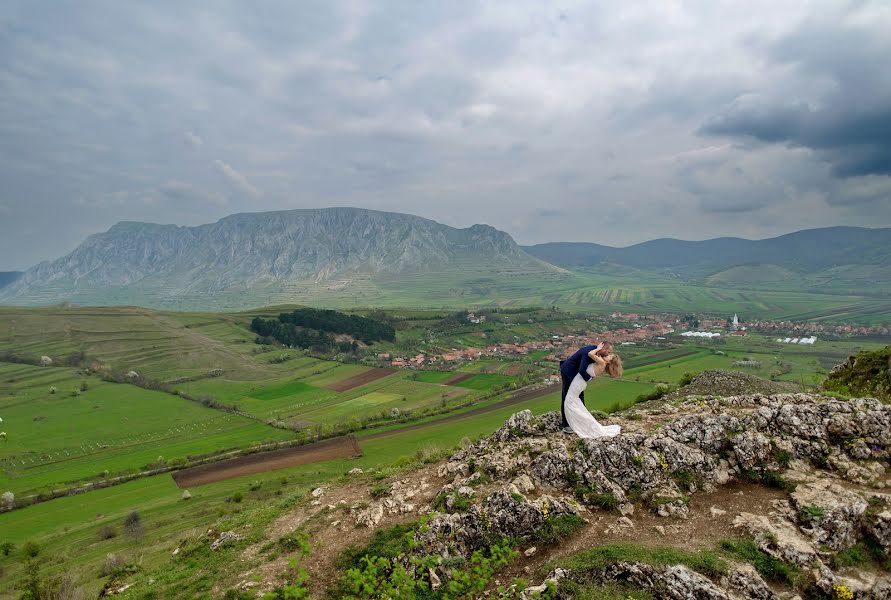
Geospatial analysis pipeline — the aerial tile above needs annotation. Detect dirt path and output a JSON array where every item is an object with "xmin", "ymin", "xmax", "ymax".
[
  {"xmin": 363, "ymin": 384, "xmax": 558, "ymax": 441},
  {"xmin": 171, "ymin": 436, "xmax": 361, "ymax": 488},
  {"xmin": 498, "ymin": 482, "xmax": 788, "ymax": 584},
  {"xmin": 230, "ymin": 462, "xmax": 446, "ymax": 598},
  {"xmin": 325, "ymin": 367, "xmax": 393, "ymax": 392}
]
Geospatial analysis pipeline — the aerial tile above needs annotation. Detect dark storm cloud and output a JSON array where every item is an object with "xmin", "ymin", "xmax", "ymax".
[
  {"xmin": 1, "ymin": 1, "xmax": 890, "ymax": 270},
  {"xmin": 700, "ymin": 10, "xmax": 891, "ymax": 178}
]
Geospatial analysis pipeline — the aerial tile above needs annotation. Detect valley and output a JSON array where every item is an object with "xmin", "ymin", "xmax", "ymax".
[{"xmin": 0, "ymin": 301, "xmax": 887, "ymax": 597}]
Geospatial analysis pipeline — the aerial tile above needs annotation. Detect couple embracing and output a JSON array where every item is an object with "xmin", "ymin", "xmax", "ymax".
[{"xmin": 559, "ymin": 342, "xmax": 623, "ymax": 439}]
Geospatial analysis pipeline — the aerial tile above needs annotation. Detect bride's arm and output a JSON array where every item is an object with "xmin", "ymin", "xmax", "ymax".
[{"xmin": 578, "ymin": 344, "xmax": 604, "ymax": 382}]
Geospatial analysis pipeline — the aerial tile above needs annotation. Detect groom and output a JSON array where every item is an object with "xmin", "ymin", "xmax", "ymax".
[{"xmin": 559, "ymin": 341, "xmax": 611, "ymax": 433}]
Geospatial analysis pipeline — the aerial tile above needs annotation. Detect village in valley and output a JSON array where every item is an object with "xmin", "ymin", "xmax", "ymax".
[{"xmin": 371, "ymin": 308, "xmax": 891, "ymax": 373}]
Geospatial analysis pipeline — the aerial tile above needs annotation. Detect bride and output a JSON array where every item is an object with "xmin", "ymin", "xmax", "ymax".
[{"xmin": 564, "ymin": 351, "xmax": 624, "ymax": 438}]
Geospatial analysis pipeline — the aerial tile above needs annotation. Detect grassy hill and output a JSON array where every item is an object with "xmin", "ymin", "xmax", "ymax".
[
  {"xmin": 523, "ymin": 226, "xmax": 891, "ymax": 275},
  {"xmin": 705, "ymin": 264, "xmax": 802, "ymax": 286}
]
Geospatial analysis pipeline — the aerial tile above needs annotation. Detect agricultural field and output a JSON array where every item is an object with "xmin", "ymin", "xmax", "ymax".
[
  {"xmin": 255, "ymin": 268, "xmax": 891, "ymax": 324},
  {"xmin": 0, "ymin": 306, "xmax": 275, "ymax": 381},
  {"xmin": 0, "ymin": 364, "xmax": 292, "ymax": 497},
  {"xmin": 0, "ymin": 303, "xmax": 883, "ymax": 597},
  {"xmin": 0, "ymin": 370, "xmax": 653, "ymax": 598}
]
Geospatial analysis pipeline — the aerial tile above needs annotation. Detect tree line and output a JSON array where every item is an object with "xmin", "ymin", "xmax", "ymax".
[{"xmin": 250, "ymin": 308, "xmax": 395, "ymax": 351}]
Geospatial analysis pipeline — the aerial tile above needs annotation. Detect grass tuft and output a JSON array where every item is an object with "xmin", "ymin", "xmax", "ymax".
[
  {"xmin": 532, "ymin": 514, "xmax": 587, "ymax": 545},
  {"xmin": 553, "ymin": 542, "xmax": 728, "ymax": 581}
]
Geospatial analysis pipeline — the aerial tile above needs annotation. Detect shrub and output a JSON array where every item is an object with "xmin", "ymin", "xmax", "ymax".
[
  {"xmin": 1, "ymin": 541, "xmax": 14, "ymax": 556},
  {"xmin": 823, "ymin": 346, "xmax": 890, "ymax": 401},
  {"xmin": 671, "ymin": 469, "xmax": 702, "ymax": 491},
  {"xmin": 574, "ymin": 487, "xmax": 619, "ymax": 512},
  {"xmin": 739, "ymin": 469, "xmax": 795, "ymax": 492},
  {"xmin": 432, "ymin": 492, "xmax": 471, "ymax": 512},
  {"xmin": 337, "ymin": 521, "xmax": 418, "ymax": 570},
  {"xmin": 97, "ymin": 525, "xmax": 117, "ymax": 540},
  {"xmin": 635, "ymin": 383, "xmax": 673, "ymax": 403},
  {"xmin": 533, "ymin": 514, "xmax": 587, "ymax": 545},
  {"xmin": 22, "ymin": 540, "xmax": 40, "ymax": 558},
  {"xmin": 278, "ymin": 531, "xmax": 310, "ymax": 554},
  {"xmin": 123, "ymin": 511, "xmax": 144, "ymax": 542},
  {"xmin": 337, "ymin": 541, "xmax": 517, "ymax": 599},
  {"xmin": 99, "ymin": 553, "xmax": 125, "ymax": 577},
  {"xmin": 369, "ymin": 483, "xmax": 392, "ymax": 498},
  {"xmin": 232, "ymin": 492, "xmax": 244, "ymax": 503},
  {"xmin": 678, "ymin": 372, "xmax": 698, "ymax": 387}
]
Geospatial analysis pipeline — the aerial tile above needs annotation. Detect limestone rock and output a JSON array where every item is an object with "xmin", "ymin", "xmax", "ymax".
[
  {"xmin": 791, "ymin": 478, "xmax": 869, "ymax": 550},
  {"xmin": 725, "ymin": 563, "xmax": 779, "ymax": 600},
  {"xmin": 867, "ymin": 510, "xmax": 891, "ymax": 552},
  {"xmin": 733, "ymin": 513, "xmax": 819, "ymax": 567},
  {"xmin": 385, "ymin": 393, "xmax": 891, "ymax": 599},
  {"xmin": 210, "ymin": 530, "xmax": 242, "ymax": 550},
  {"xmin": 415, "ymin": 490, "xmax": 579, "ymax": 556}
]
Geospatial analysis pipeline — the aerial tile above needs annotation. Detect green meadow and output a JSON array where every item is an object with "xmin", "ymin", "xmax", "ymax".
[{"xmin": 0, "ymin": 303, "xmax": 884, "ymax": 597}]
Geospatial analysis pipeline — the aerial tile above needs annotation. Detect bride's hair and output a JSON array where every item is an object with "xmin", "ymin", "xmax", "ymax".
[{"xmin": 605, "ymin": 354, "xmax": 623, "ymax": 378}]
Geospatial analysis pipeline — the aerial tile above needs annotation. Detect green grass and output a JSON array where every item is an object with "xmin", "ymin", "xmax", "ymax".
[
  {"xmin": 553, "ymin": 542, "xmax": 728, "ymax": 580},
  {"xmin": 248, "ymin": 380, "xmax": 319, "ymax": 401},
  {"xmin": 0, "ymin": 367, "xmax": 292, "ymax": 495},
  {"xmin": 452, "ymin": 373, "xmax": 513, "ymax": 391},
  {"xmin": 411, "ymin": 371, "xmax": 455, "ymax": 384},
  {"xmin": 532, "ymin": 514, "xmax": 588, "ymax": 545},
  {"xmin": 719, "ymin": 538, "xmax": 802, "ymax": 586}
]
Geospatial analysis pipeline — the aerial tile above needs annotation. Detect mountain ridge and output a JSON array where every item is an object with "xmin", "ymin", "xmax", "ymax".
[
  {"xmin": 1, "ymin": 208, "xmax": 888, "ymax": 310},
  {"xmin": 0, "ymin": 207, "xmax": 553, "ymax": 307},
  {"xmin": 522, "ymin": 225, "xmax": 891, "ymax": 275}
]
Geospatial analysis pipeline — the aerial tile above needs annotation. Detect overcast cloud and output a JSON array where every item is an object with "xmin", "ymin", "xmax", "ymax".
[{"xmin": 1, "ymin": 0, "xmax": 890, "ymax": 269}]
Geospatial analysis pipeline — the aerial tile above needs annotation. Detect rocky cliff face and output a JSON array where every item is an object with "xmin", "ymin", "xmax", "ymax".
[
  {"xmin": 340, "ymin": 387, "xmax": 891, "ymax": 598},
  {"xmin": 0, "ymin": 208, "xmax": 549, "ymax": 305}
]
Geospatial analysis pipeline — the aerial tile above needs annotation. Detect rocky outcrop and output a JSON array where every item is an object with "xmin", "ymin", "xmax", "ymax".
[
  {"xmin": 414, "ymin": 489, "xmax": 580, "ymax": 557},
  {"xmin": 664, "ymin": 370, "xmax": 797, "ymax": 400},
  {"xmin": 418, "ymin": 392, "xmax": 891, "ymax": 598},
  {"xmin": 353, "ymin": 477, "xmax": 432, "ymax": 528}
]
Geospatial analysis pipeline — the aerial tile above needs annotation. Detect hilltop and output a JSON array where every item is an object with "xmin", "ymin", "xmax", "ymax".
[
  {"xmin": 71, "ymin": 371, "xmax": 890, "ymax": 599},
  {"xmin": 523, "ymin": 226, "xmax": 891, "ymax": 285}
]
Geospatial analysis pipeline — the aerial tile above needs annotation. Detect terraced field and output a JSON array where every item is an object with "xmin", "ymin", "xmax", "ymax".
[
  {"xmin": 0, "ymin": 364, "xmax": 291, "ymax": 496},
  {"xmin": 0, "ymin": 306, "xmax": 272, "ymax": 381}
]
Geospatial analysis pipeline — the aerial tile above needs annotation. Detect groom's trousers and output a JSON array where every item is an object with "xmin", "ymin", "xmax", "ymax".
[{"xmin": 559, "ymin": 360, "xmax": 585, "ymax": 428}]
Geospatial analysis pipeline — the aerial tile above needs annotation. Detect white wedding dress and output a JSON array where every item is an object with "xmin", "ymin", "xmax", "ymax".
[{"xmin": 564, "ymin": 364, "xmax": 621, "ymax": 439}]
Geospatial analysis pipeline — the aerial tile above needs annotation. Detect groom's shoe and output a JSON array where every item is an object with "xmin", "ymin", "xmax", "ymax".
[{"xmin": 562, "ymin": 426, "xmax": 573, "ymax": 433}]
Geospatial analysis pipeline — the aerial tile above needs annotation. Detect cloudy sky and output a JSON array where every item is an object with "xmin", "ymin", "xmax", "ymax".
[{"xmin": 1, "ymin": 1, "xmax": 890, "ymax": 269}]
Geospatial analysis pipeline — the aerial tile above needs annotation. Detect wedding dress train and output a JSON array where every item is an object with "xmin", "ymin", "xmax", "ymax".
[{"xmin": 563, "ymin": 364, "xmax": 621, "ymax": 439}]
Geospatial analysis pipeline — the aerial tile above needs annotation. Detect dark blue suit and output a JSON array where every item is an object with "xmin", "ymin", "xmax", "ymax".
[{"xmin": 559, "ymin": 344, "xmax": 600, "ymax": 428}]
